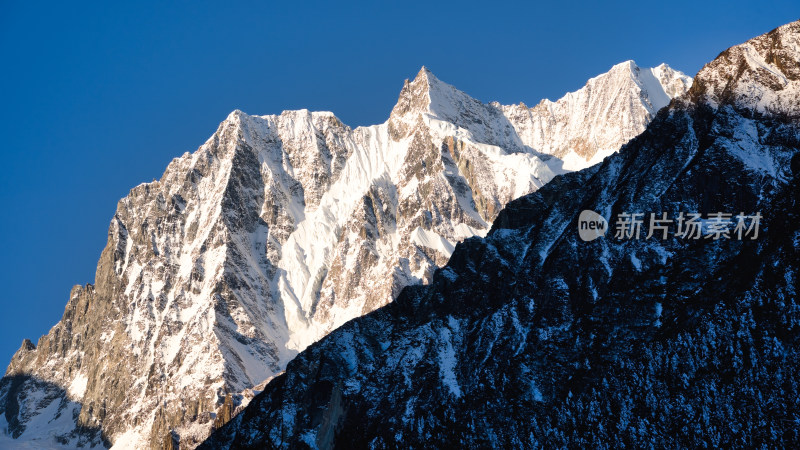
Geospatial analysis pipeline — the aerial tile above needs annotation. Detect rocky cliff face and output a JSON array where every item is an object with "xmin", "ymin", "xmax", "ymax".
[
  {"xmin": 0, "ymin": 61, "xmax": 689, "ymax": 449},
  {"xmin": 201, "ymin": 21, "xmax": 800, "ymax": 449}
]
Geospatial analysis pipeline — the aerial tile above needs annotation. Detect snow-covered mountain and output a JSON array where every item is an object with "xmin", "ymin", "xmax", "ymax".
[
  {"xmin": 501, "ymin": 61, "xmax": 690, "ymax": 170},
  {"xmin": 202, "ymin": 20, "xmax": 800, "ymax": 448},
  {"xmin": 0, "ymin": 61, "xmax": 690, "ymax": 449}
]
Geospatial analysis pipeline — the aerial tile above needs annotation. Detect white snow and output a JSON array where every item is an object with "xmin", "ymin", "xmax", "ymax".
[
  {"xmin": 531, "ymin": 385, "xmax": 544, "ymax": 402},
  {"xmin": 68, "ymin": 374, "xmax": 88, "ymax": 400},
  {"xmin": 0, "ymin": 394, "xmax": 85, "ymax": 450},
  {"xmin": 411, "ymin": 227, "xmax": 456, "ymax": 258},
  {"xmin": 110, "ymin": 429, "xmax": 144, "ymax": 450},
  {"xmin": 438, "ymin": 327, "xmax": 461, "ymax": 398},
  {"xmin": 654, "ymin": 302, "xmax": 663, "ymax": 327},
  {"xmin": 727, "ymin": 117, "xmax": 778, "ymax": 177},
  {"xmin": 630, "ymin": 253, "xmax": 642, "ymax": 271}
]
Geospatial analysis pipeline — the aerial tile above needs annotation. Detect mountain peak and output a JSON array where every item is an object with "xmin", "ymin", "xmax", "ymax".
[
  {"xmin": 402, "ymin": 66, "xmax": 446, "ymax": 103},
  {"xmin": 391, "ymin": 68, "xmax": 432, "ymax": 120},
  {"xmin": 689, "ymin": 20, "xmax": 800, "ymax": 117},
  {"xmin": 614, "ymin": 59, "xmax": 638, "ymax": 70},
  {"xmin": 600, "ymin": 60, "xmax": 643, "ymax": 79},
  {"xmin": 415, "ymin": 65, "xmax": 433, "ymax": 80},
  {"xmin": 581, "ymin": 61, "xmax": 691, "ymax": 105},
  {"xmin": 388, "ymin": 66, "xmax": 475, "ymax": 138}
]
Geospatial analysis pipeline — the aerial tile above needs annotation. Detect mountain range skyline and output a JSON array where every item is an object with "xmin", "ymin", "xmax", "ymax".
[
  {"xmin": 1, "ymin": 2, "xmax": 798, "ymax": 368},
  {"xmin": 2, "ymin": 3, "xmax": 800, "ymax": 448},
  {"xmin": 202, "ymin": 19, "xmax": 800, "ymax": 448},
  {"xmin": 2, "ymin": 55, "xmax": 692, "ymax": 448}
]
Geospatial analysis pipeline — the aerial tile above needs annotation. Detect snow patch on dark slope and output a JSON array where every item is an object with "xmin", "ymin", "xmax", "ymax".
[{"xmin": 202, "ymin": 20, "xmax": 800, "ymax": 449}]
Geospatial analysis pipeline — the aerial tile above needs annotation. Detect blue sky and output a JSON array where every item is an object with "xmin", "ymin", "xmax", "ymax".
[{"xmin": 0, "ymin": 0, "xmax": 796, "ymax": 364}]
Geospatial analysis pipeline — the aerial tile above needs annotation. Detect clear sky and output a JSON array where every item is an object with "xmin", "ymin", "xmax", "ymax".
[{"xmin": 0, "ymin": 0, "xmax": 797, "ymax": 364}]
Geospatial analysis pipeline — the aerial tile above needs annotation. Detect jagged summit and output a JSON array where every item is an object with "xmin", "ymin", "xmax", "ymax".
[
  {"xmin": 416, "ymin": 65, "xmax": 434, "ymax": 79},
  {"xmin": 391, "ymin": 66, "xmax": 486, "ymax": 119},
  {"xmin": 389, "ymin": 66, "xmax": 460, "ymax": 123}
]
